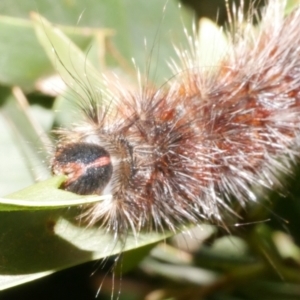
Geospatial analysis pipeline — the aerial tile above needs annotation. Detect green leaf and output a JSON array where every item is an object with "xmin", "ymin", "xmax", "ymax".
[
  {"xmin": 31, "ymin": 12, "xmax": 112, "ymax": 108},
  {"xmin": 114, "ymin": 243, "xmax": 159, "ymax": 275},
  {"xmin": 0, "ymin": 207, "xmax": 173, "ymax": 290},
  {"xmin": 0, "ymin": 113, "xmax": 35, "ymax": 195},
  {"xmin": 0, "ymin": 16, "xmax": 94, "ymax": 91},
  {"xmin": 0, "ymin": 16, "xmax": 52, "ymax": 90},
  {"xmin": 0, "ymin": 176, "xmax": 110, "ymax": 211},
  {"xmin": 1, "ymin": 88, "xmax": 51, "ymax": 181}
]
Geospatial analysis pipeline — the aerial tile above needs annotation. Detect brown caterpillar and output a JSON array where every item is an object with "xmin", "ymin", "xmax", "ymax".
[{"xmin": 51, "ymin": 0, "xmax": 300, "ymax": 237}]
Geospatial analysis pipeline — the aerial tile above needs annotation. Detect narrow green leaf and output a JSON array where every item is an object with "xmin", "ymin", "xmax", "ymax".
[
  {"xmin": 1, "ymin": 89, "xmax": 51, "ymax": 180},
  {"xmin": 0, "ymin": 15, "xmax": 94, "ymax": 91},
  {"xmin": 31, "ymin": 12, "xmax": 111, "ymax": 108},
  {"xmin": 0, "ymin": 176, "xmax": 109, "ymax": 211}
]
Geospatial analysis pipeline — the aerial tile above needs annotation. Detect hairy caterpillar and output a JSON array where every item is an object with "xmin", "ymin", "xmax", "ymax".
[{"xmin": 50, "ymin": 0, "xmax": 300, "ymax": 241}]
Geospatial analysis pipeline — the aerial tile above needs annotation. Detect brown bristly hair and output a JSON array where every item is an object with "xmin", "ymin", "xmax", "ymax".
[{"xmin": 52, "ymin": 1, "xmax": 300, "ymax": 238}]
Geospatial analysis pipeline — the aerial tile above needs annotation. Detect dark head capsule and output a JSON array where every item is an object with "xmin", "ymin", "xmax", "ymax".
[{"xmin": 52, "ymin": 142, "xmax": 113, "ymax": 195}]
